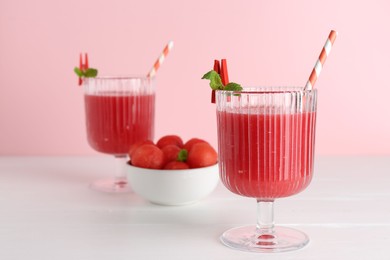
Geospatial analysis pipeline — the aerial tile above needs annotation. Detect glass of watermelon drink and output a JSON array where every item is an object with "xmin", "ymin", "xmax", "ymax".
[
  {"xmin": 216, "ymin": 87, "xmax": 317, "ymax": 252},
  {"xmin": 83, "ymin": 76, "xmax": 155, "ymax": 193}
]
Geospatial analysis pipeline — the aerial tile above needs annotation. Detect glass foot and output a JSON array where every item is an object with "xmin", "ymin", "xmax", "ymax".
[
  {"xmin": 220, "ymin": 225, "xmax": 309, "ymax": 253},
  {"xmin": 89, "ymin": 177, "xmax": 132, "ymax": 193}
]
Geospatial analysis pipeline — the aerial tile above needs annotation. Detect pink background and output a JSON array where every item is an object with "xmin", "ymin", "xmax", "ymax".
[{"xmin": 1, "ymin": 0, "xmax": 389, "ymax": 155}]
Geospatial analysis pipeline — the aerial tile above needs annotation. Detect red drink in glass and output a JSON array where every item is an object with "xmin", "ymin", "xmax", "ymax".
[
  {"xmin": 216, "ymin": 87, "xmax": 317, "ymax": 252},
  {"xmin": 83, "ymin": 76, "xmax": 155, "ymax": 193},
  {"xmin": 217, "ymin": 111, "xmax": 316, "ymax": 199},
  {"xmin": 85, "ymin": 93, "xmax": 155, "ymax": 155}
]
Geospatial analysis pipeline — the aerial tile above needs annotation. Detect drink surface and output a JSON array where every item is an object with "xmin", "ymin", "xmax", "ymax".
[
  {"xmin": 217, "ymin": 109, "xmax": 316, "ymax": 199},
  {"xmin": 84, "ymin": 92, "xmax": 155, "ymax": 155}
]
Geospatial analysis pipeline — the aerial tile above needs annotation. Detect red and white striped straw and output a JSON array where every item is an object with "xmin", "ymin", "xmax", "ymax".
[
  {"xmin": 304, "ymin": 30, "xmax": 338, "ymax": 90},
  {"xmin": 147, "ymin": 40, "xmax": 174, "ymax": 78}
]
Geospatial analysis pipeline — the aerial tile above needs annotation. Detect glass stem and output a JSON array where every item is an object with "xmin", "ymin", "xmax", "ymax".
[
  {"xmin": 114, "ymin": 155, "xmax": 128, "ymax": 183},
  {"xmin": 256, "ymin": 199, "xmax": 275, "ymax": 236}
]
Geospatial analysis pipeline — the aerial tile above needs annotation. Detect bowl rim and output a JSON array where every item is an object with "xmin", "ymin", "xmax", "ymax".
[{"xmin": 126, "ymin": 162, "xmax": 218, "ymax": 174}]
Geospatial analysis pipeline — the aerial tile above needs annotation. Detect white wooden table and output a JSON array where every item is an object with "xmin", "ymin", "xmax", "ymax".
[{"xmin": 1, "ymin": 156, "xmax": 389, "ymax": 259}]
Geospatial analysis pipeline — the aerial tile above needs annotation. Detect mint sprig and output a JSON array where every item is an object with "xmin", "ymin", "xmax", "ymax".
[
  {"xmin": 202, "ymin": 70, "xmax": 223, "ymax": 90},
  {"xmin": 74, "ymin": 67, "xmax": 98, "ymax": 78},
  {"xmin": 202, "ymin": 70, "xmax": 242, "ymax": 91},
  {"xmin": 177, "ymin": 149, "xmax": 188, "ymax": 162},
  {"xmin": 224, "ymin": 82, "xmax": 242, "ymax": 91}
]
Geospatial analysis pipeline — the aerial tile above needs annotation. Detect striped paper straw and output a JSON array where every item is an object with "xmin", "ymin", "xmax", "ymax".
[
  {"xmin": 147, "ymin": 40, "xmax": 174, "ymax": 78},
  {"xmin": 304, "ymin": 30, "xmax": 338, "ymax": 90}
]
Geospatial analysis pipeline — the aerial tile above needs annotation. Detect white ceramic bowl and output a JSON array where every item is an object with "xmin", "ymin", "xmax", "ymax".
[{"xmin": 126, "ymin": 163, "xmax": 219, "ymax": 206}]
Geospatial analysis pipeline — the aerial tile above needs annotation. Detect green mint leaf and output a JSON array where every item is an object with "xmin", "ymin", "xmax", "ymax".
[
  {"xmin": 74, "ymin": 67, "xmax": 98, "ymax": 78},
  {"xmin": 224, "ymin": 82, "xmax": 243, "ymax": 91},
  {"xmin": 84, "ymin": 68, "xmax": 98, "ymax": 78},
  {"xmin": 74, "ymin": 67, "xmax": 83, "ymax": 77},
  {"xmin": 177, "ymin": 149, "xmax": 188, "ymax": 162},
  {"xmin": 201, "ymin": 70, "xmax": 215, "ymax": 80},
  {"xmin": 202, "ymin": 70, "xmax": 224, "ymax": 90}
]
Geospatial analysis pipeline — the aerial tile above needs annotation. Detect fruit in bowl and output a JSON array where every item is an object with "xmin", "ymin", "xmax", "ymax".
[
  {"xmin": 129, "ymin": 135, "xmax": 217, "ymax": 170},
  {"xmin": 126, "ymin": 135, "xmax": 219, "ymax": 206}
]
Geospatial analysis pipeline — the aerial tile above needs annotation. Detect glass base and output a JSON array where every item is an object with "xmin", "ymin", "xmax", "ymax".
[
  {"xmin": 89, "ymin": 177, "xmax": 132, "ymax": 193},
  {"xmin": 220, "ymin": 225, "xmax": 309, "ymax": 253}
]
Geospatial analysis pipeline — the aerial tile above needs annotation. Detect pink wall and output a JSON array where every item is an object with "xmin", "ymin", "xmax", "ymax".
[{"xmin": 0, "ymin": 0, "xmax": 389, "ymax": 155}]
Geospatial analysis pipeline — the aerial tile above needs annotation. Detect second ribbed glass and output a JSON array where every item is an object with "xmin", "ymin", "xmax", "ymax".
[
  {"xmin": 83, "ymin": 76, "xmax": 155, "ymax": 193},
  {"xmin": 216, "ymin": 87, "xmax": 317, "ymax": 252}
]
